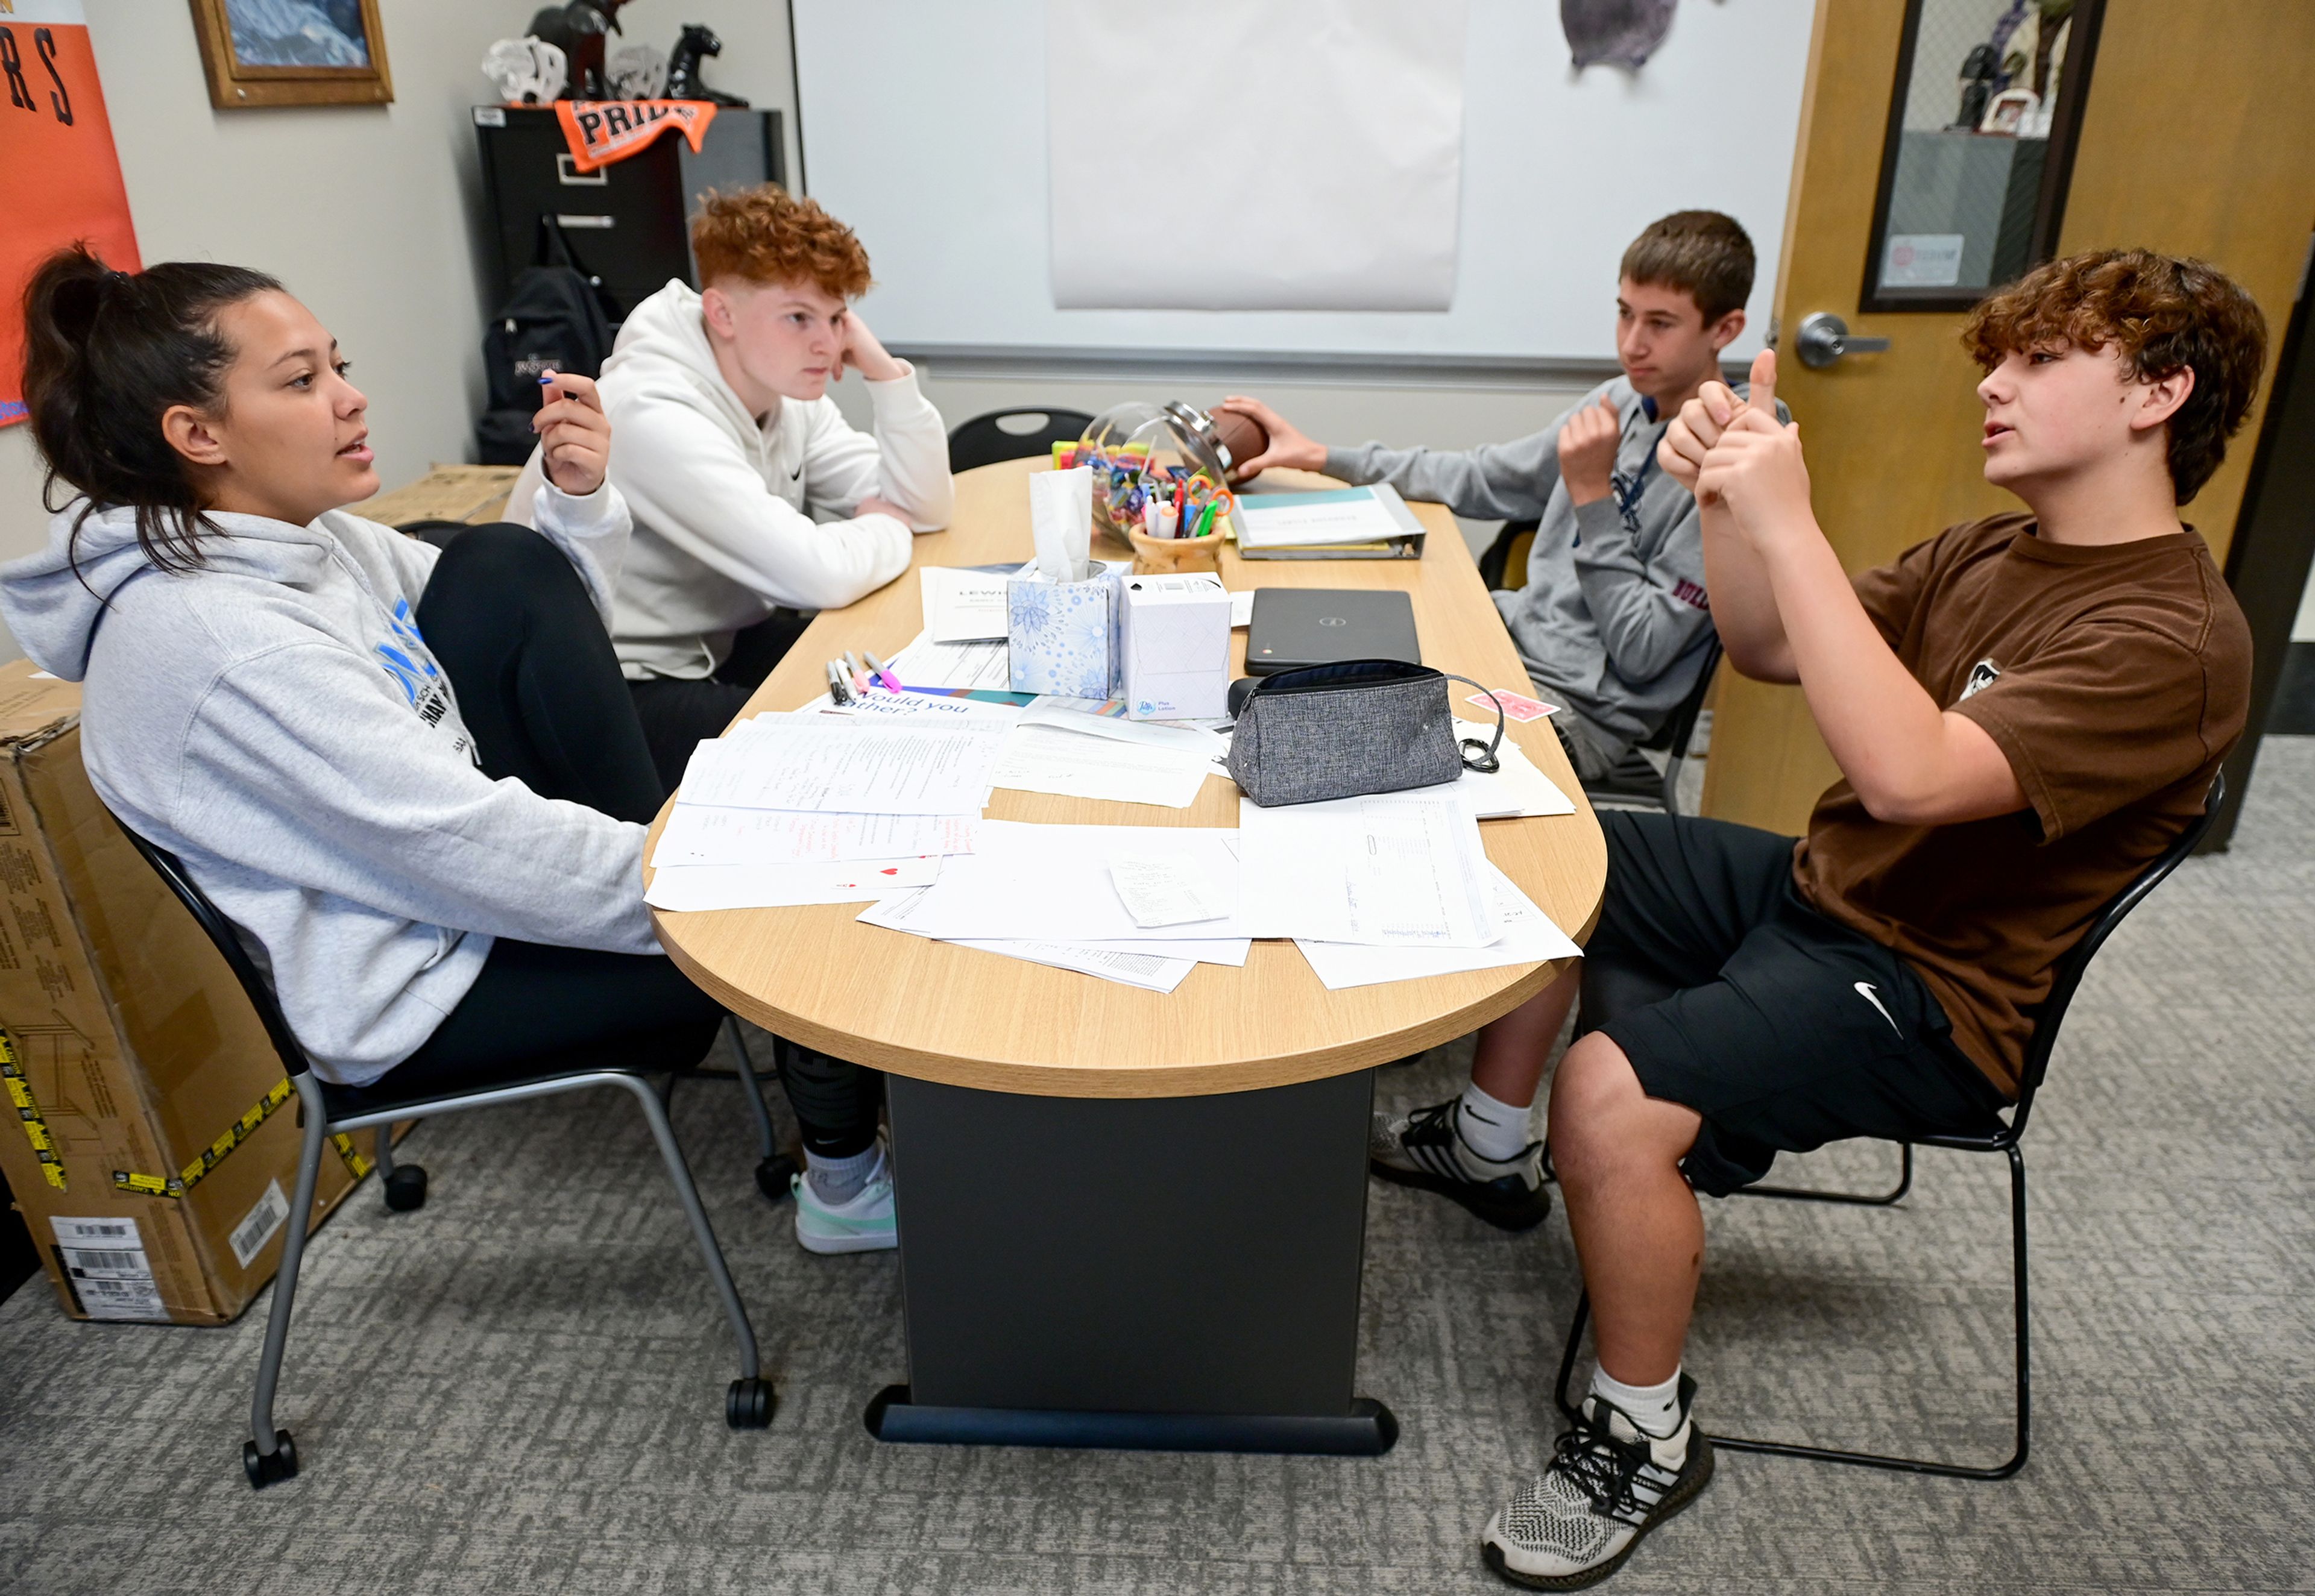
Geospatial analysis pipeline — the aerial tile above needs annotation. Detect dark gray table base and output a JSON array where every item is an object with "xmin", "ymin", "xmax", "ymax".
[{"xmin": 873, "ymin": 1067, "xmax": 1394, "ymax": 1456}]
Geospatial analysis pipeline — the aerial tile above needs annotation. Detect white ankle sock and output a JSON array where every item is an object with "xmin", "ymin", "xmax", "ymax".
[
  {"xmin": 1455, "ymin": 1081, "xmax": 1533, "ymax": 1164},
  {"xmin": 806, "ymin": 1143, "xmax": 880, "ymax": 1205},
  {"xmin": 1593, "ymin": 1365, "xmax": 1684, "ymax": 1439}
]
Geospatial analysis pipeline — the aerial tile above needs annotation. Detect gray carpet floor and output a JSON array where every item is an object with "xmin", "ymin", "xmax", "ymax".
[{"xmin": 4, "ymin": 743, "xmax": 2313, "ymax": 1595}]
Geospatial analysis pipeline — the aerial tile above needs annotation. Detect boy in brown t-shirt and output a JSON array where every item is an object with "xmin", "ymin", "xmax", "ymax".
[{"xmin": 1441, "ymin": 250, "xmax": 2266, "ymax": 1589}]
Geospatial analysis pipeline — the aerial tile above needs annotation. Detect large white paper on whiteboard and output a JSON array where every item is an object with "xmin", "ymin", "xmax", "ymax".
[{"xmin": 1046, "ymin": 0, "xmax": 1469, "ymax": 311}]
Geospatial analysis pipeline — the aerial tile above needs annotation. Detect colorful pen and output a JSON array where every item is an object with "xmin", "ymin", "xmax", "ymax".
[{"xmin": 863, "ymin": 650, "xmax": 904, "ymax": 692}]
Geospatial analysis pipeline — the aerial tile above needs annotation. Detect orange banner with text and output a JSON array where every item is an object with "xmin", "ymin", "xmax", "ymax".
[
  {"xmin": 0, "ymin": 1, "xmax": 141, "ymax": 428},
  {"xmin": 552, "ymin": 99, "xmax": 719, "ymax": 174}
]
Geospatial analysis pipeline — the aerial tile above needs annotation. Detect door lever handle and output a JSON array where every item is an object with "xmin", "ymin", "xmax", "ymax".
[{"xmin": 1795, "ymin": 312, "xmax": 1891, "ymax": 369}]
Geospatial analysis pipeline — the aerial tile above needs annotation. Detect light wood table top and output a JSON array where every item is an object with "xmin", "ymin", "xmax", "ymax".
[{"xmin": 649, "ymin": 457, "xmax": 1605, "ymax": 1098}]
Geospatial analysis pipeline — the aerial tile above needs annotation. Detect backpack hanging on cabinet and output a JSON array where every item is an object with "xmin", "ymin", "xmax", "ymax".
[{"xmin": 474, "ymin": 217, "xmax": 615, "ymax": 466}]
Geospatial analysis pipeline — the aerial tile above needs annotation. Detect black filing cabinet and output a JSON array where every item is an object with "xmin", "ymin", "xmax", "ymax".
[{"xmin": 473, "ymin": 105, "xmax": 784, "ymax": 325}]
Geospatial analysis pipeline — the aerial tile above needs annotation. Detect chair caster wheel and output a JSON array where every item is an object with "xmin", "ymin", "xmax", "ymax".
[
  {"xmin": 243, "ymin": 1430, "xmax": 298, "ymax": 1489},
  {"xmin": 727, "ymin": 1376, "xmax": 775, "ymax": 1430},
  {"xmin": 384, "ymin": 1165, "xmax": 428, "ymax": 1212},
  {"xmin": 754, "ymin": 1154, "xmax": 798, "ymax": 1202}
]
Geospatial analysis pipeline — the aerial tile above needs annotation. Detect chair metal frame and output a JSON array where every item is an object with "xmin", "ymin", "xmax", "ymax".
[
  {"xmin": 1553, "ymin": 774, "xmax": 2223, "ymax": 1480},
  {"xmin": 112, "ymin": 820, "xmax": 775, "ymax": 1489}
]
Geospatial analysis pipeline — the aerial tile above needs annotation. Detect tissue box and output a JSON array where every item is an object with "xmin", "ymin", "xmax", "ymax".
[
  {"xmin": 1120, "ymin": 574, "xmax": 1231, "ymax": 720},
  {"xmin": 1007, "ymin": 564, "xmax": 1121, "ymax": 698}
]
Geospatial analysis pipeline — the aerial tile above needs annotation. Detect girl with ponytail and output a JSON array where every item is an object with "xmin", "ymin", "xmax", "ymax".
[{"xmin": 0, "ymin": 246, "xmax": 735, "ymax": 1112}]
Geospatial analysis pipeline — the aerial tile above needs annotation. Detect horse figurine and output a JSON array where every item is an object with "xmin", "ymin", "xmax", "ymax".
[
  {"xmin": 523, "ymin": 0, "xmax": 632, "ymax": 98},
  {"xmin": 664, "ymin": 23, "xmax": 749, "ymax": 107}
]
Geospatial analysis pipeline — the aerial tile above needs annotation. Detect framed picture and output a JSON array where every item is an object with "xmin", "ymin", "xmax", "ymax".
[{"xmin": 187, "ymin": 0, "xmax": 394, "ymax": 108}]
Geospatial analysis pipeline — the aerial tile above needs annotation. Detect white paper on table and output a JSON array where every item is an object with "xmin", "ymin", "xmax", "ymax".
[
  {"xmin": 1048, "ymin": 0, "xmax": 1467, "ymax": 312},
  {"xmin": 678, "ymin": 720, "xmax": 1004, "ymax": 814},
  {"xmin": 646, "ymin": 855, "xmax": 940, "ymax": 912},
  {"xmin": 871, "ymin": 822, "xmax": 1262, "ymax": 941},
  {"xmin": 920, "ymin": 567, "xmax": 1011, "ymax": 643},
  {"xmin": 991, "ymin": 724, "xmax": 1214, "ymax": 809},
  {"xmin": 1294, "ymin": 862, "xmax": 1581, "ymax": 989},
  {"xmin": 1071, "ymin": 936, "xmax": 1250, "ymax": 967},
  {"xmin": 1109, "ymin": 853, "xmax": 1235, "ymax": 928},
  {"xmin": 858, "ymin": 888, "xmax": 1197, "ymax": 993},
  {"xmin": 1441, "ymin": 726, "xmax": 1577, "ymax": 819},
  {"xmin": 886, "ymin": 631, "xmax": 1015, "ymax": 692},
  {"xmin": 950, "ymin": 938, "xmax": 1195, "ymax": 993},
  {"xmin": 1020, "ymin": 699, "xmax": 1229, "ymax": 760},
  {"xmin": 1229, "ymin": 590, "xmax": 1255, "ymax": 629},
  {"xmin": 1237, "ymin": 793, "xmax": 1498, "ymax": 947},
  {"xmin": 651, "ymin": 808, "xmax": 978, "ymax": 869}
]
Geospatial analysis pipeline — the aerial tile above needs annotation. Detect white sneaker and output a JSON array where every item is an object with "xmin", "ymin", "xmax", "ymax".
[
  {"xmin": 791, "ymin": 1143, "xmax": 897, "ymax": 1255},
  {"xmin": 1482, "ymin": 1376, "xmax": 1713, "ymax": 1589}
]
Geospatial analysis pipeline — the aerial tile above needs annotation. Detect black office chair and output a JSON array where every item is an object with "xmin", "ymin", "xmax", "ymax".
[
  {"xmin": 947, "ymin": 407, "xmax": 1096, "ymax": 474},
  {"xmin": 1551, "ymin": 773, "xmax": 2224, "ymax": 1479},
  {"xmin": 110, "ymin": 819, "xmax": 776, "ymax": 1489},
  {"xmin": 1580, "ymin": 636, "xmax": 1722, "ymax": 818},
  {"xmin": 1477, "ymin": 518, "xmax": 1539, "ymax": 592}
]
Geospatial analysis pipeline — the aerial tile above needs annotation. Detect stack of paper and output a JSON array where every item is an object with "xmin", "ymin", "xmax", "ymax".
[
  {"xmin": 858, "ymin": 821, "xmax": 1254, "ymax": 993},
  {"xmin": 990, "ymin": 700, "xmax": 1226, "ymax": 809},
  {"xmin": 1296, "ymin": 861, "xmax": 1581, "ymax": 989},
  {"xmin": 647, "ymin": 706, "xmax": 1009, "ymax": 911}
]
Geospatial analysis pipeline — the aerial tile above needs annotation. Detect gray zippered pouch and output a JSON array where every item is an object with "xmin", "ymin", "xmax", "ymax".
[{"xmin": 1226, "ymin": 658, "xmax": 1505, "ymax": 808}]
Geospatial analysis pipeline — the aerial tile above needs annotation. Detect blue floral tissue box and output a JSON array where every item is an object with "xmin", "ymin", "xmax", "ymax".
[{"xmin": 1007, "ymin": 564, "xmax": 1121, "ymax": 698}]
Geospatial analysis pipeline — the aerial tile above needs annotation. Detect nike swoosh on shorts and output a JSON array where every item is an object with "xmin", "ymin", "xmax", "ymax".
[{"xmin": 1854, "ymin": 981, "xmax": 1900, "ymax": 1034}]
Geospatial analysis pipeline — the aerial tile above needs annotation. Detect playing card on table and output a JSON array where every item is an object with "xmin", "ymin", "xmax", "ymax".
[{"xmin": 1467, "ymin": 688, "xmax": 1560, "ymax": 723}]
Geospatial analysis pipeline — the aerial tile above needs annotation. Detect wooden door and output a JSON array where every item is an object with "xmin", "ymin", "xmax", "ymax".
[{"xmin": 1702, "ymin": 0, "xmax": 2315, "ymax": 835}]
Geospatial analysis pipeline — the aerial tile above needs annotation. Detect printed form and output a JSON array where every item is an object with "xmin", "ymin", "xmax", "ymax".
[
  {"xmin": 1237, "ymin": 793, "xmax": 1498, "ymax": 947},
  {"xmin": 676, "ymin": 719, "xmax": 1004, "ymax": 814}
]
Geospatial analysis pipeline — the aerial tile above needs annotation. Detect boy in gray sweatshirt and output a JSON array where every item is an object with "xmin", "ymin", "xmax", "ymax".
[{"xmin": 1219, "ymin": 211, "xmax": 1783, "ymax": 784}]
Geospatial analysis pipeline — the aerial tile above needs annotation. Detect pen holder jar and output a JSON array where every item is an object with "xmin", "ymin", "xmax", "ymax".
[
  {"xmin": 1127, "ymin": 524, "xmax": 1223, "ymax": 576},
  {"xmin": 1076, "ymin": 401, "xmax": 1235, "ymax": 551}
]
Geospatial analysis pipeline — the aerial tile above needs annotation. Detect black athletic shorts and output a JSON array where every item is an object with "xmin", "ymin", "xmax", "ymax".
[{"xmin": 1578, "ymin": 811, "xmax": 2011, "ymax": 1197}]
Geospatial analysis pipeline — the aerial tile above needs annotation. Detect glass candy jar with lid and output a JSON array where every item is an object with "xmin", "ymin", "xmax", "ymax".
[{"xmin": 1076, "ymin": 401, "xmax": 1236, "ymax": 547}]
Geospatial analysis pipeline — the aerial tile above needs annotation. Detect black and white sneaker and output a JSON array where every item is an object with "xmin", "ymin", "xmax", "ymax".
[
  {"xmin": 1482, "ymin": 1377, "xmax": 1714, "ymax": 1590},
  {"xmin": 1369, "ymin": 1096, "xmax": 1551, "ymax": 1231}
]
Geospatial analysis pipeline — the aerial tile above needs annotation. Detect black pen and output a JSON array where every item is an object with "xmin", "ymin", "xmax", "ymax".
[{"xmin": 825, "ymin": 659, "xmax": 855, "ymax": 706}]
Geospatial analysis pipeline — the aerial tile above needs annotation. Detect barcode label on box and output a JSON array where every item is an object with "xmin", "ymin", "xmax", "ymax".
[
  {"xmin": 49, "ymin": 1215, "xmax": 167, "ymax": 1321},
  {"xmin": 229, "ymin": 1180, "xmax": 291, "ymax": 1269}
]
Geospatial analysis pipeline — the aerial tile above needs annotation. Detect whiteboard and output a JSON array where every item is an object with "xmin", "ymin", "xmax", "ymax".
[{"xmin": 791, "ymin": 0, "xmax": 1814, "ymax": 367}]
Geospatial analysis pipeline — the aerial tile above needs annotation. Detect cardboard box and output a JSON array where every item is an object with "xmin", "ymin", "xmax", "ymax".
[
  {"xmin": 0, "ymin": 660, "xmax": 381, "ymax": 1324},
  {"xmin": 1120, "ymin": 574, "xmax": 1231, "ymax": 720}
]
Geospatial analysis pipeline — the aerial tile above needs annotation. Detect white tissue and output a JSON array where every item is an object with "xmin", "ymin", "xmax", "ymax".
[{"xmin": 1030, "ymin": 466, "xmax": 1094, "ymax": 583}]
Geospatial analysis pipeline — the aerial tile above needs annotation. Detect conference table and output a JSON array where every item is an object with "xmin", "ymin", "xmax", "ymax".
[{"xmin": 649, "ymin": 456, "xmax": 1606, "ymax": 1454}]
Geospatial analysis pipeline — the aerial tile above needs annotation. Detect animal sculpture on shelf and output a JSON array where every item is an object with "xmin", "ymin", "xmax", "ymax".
[
  {"xmin": 665, "ymin": 24, "xmax": 750, "ymax": 106},
  {"xmin": 523, "ymin": 0, "xmax": 632, "ymax": 98}
]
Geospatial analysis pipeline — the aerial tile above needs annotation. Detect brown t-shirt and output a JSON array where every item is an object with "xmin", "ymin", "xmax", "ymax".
[{"xmin": 1793, "ymin": 513, "xmax": 2249, "ymax": 1096}]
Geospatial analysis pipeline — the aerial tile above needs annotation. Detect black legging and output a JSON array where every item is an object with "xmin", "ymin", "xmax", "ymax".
[
  {"xmin": 626, "ymin": 607, "xmax": 813, "ymax": 793},
  {"xmin": 351, "ymin": 524, "xmax": 882, "ymax": 1157}
]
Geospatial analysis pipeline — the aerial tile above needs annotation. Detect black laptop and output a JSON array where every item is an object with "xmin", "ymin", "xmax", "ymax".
[{"xmin": 1244, "ymin": 588, "xmax": 1421, "ymax": 676}]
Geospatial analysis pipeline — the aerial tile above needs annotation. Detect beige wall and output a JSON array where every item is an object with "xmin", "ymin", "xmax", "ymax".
[{"xmin": 0, "ymin": 0, "xmax": 799, "ymax": 663}]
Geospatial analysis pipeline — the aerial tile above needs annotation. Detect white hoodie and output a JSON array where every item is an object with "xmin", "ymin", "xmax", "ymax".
[
  {"xmin": 507, "ymin": 278, "xmax": 956, "ymax": 680},
  {"xmin": 0, "ymin": 486, "xmax": 655, "ymax": 1087}
]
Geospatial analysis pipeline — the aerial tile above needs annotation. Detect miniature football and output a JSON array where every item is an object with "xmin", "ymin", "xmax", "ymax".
[{"xmin": 1211, "ymin": 408, "xmax": 1270, "ymax": 478}]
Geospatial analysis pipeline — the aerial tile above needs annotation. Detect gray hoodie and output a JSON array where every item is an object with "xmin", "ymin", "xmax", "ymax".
[
  {"xmin": 0, "ymin": 486, "xmax": 655, "ymax": 1086},
  {"xmin": 1326, "ymin": 376, "xmax": 1783, "ymax": 753}
]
